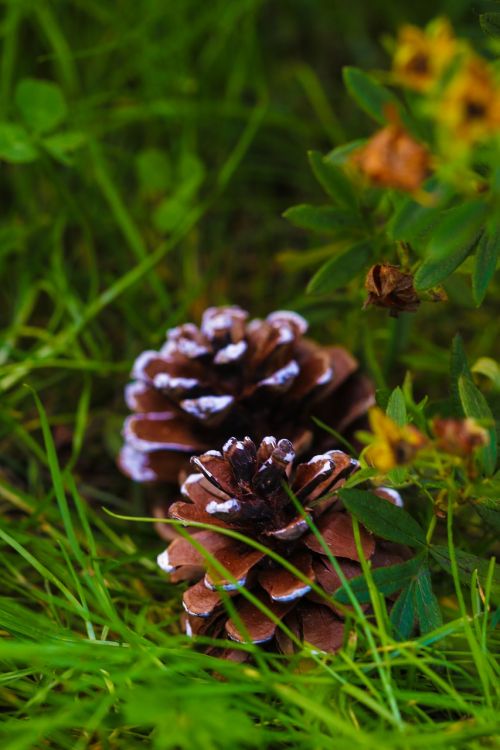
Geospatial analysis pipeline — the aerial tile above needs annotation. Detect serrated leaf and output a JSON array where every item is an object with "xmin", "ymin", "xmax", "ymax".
[
  {"xmin": 390, "ymin": 583, "xmax": 416, "ymax": 640},
  {"xmin": 427, "ymin": 202, "xmax": 488, "ymax": 261},
  {"xmin": 414, "ymin": 232, "xmax": 480, "ymax": 290},
  {"xmin": 283, "ymin": 204, "xmax": 358, "ymax": 234},
  {"xmin": 0, "ymin": 123, "xmax": 38, "ymax": 163},
  {"xmin": 430, "ymin": 545, "xmax": 500, "ymax": 600},
  {"xmin": 343, "ymin": 67, "xmax": 399, "ymax": 124},
  {"xmin": 339, "ymin": 488, "xmax": 427, "ymax": 548},
  {"xmin": 458, "ymin": 375, "xmax": 497, "ymax": 474},
  {"xmin": 414, "ymin": 567, "xmax": 442, "ymax": 634},
  {"xmin": 386, "ymin": 387, "xmax": 407, "ymax": 426},
  {"xmin": 308, "ymin": 151, "xmax": 357, "ymax": 210},
  {"xmin": 480, "ymin": 11, "xmax": 500, "ymax": 37},
  {"xmin": 476, "ymin": 500, "xmax": 500, "ymax": 531},
  {"xmin": 334, "ymin": 554, "xmax": 424, "ymax": 604},
  {"xmin": 15, "ymin": 78, "xmax": 67, "ymax": 134},
  {"xmin": 307, "ymin": 240, "xmax": 371, "ymax": 294},
  {"xmin": 472, "ymin": 230, "xmax": 500, "ymax": 306},
  {"xmin": 388, "ymin": 196, "xmax": 441, "ymax": 243}
]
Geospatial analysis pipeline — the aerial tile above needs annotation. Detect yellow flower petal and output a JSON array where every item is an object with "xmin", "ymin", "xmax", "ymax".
[
  {"xmin": 365, "ymin": 440, "xmax": 397, "ymax": 472},
  {"xmin": 368, "ymin": 407, "xmax": 402, "ymax": 443}
]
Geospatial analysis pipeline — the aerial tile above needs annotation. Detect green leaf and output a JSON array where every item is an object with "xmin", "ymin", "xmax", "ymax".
[
  {"xmin": 327, "ymin": 139, "xmax": 366, "ymax": 166},
  {"xmin": 386, "ymin": 387, "xmax": 407, "ymax": 426},
  {"xmin": 42, "ymin": 131, "xmax": 86, "ymax": 165},
  {"xmin": 458, "ymin": 374, "xmax": 497, "ymax": 475},
  {"xmin": 427, "ymin": 202, "xmax": 488, "ymax": 261},
  {"xmin": 136, "ymin": 148, "xmax": 172, "ymax": 193},
  {"xmin": 450, "ymin": 334, "xmax": 472, "ymax": 416},
  {"xmin": 334, "ymin": 554, "xmax": 424, "ymax": 604},
  {"xmin": 153, "ymin": 196, "xmax": 188, "ymax": 233},
  {"xmin": 390, "ymin": 583, "xmax": 416, "ymax": 640},
  {"xmin": 471, "ymin": 471, "xmax": 500, "ymax": 500},
  {"xmin": 384, "ymin": 388, "xmax": 410, "ymax": 483},
  {"xmin": 15, "ymin": 78, "xmax": 67, "ymax": 133},
  {"xmin": 475, "ymin": 500, "xmax": 500, "ymax": 531},
  {"xmin": 480, "ymin": 12, "xmax": 500, "ymax": 38},
  {"xmin": 308, "ymin": 151, "xmax": 357, "ymax": 210},
  {"xmin": 343, "ymin": 66, "xmax": 399, "ymax": 124},
  {"xmin": 283, "ymin": 204, "xmax": 358, "ymax": 234},
  {"xmin": 339, "ymin": 488, "xmax": 427, "ymax": 548},
  {"xmin": 472, "ymin": 230, "xmax": 500, "ymax": 306},
  {"xmin": 307, "ymin": 240, "xmax": 371, "ymax": 294},
  {"xmin": 388, "ymin": 196, "xmax": 440, "ymax": 244},
  {"xmin": 430, "ymin": 545, "xmax": 500, "ymax": 600},
  {"xmin": 414, "ymin": 567, "xmax": 442, "ymax": 634},
  {"xmin": 414, "ymin": 232, "xmax": 480, "ymax": 290},
  {"xmin": 472, "ymin": 357, "xmax": 500, "ymax": 391},
  {"xmin": 0, "ymin": 123, "xmax": 38, "ymax": 163}
]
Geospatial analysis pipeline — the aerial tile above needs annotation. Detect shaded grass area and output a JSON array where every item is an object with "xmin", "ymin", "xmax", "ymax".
[{"xmin": 0, "ymin": 1, "xmax": 499, "ymax": 747}]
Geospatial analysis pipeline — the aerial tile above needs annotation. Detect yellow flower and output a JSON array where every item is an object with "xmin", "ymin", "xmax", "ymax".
[
  {"xmin": 365, "ymin": 408, "xmax": 426, "ymax": 472},
  {"xmin": 437, "ymin": 55, "xmax": 500, "ymax": 145},
  {"xmin": 393, "ymin": 18, "xmax": 457, "ymax": 92}
]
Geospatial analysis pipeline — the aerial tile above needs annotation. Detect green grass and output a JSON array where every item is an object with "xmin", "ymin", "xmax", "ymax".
[{"xmin": 0, "ymin": 1, "xmax": 499, "ymax": 748}]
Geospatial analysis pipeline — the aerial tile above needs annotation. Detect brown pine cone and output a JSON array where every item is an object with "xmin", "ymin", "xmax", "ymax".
[
  {"xmin": 120, "ymin": 307, "xmax": 374, "ymax": 485},
  {"xmin": 157, "ymin": 436, "xmax": 406, "ymax": 657}
]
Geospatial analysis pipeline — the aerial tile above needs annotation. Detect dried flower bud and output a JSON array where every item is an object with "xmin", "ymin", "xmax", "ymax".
[
  {"xmin": 364, "ymin": 264, "xmax": 420, "ymax": 317},
  {"xmin": 432, "ymin": 417, "xmax": 488, "ymax": 457},
  {"xmin": 353, "ymin": 124, "xmax": 430, "ymax": 192}
]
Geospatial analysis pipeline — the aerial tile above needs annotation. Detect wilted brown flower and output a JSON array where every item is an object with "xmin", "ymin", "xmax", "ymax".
[
  {"xmin": 120, "ymin": 307, "xmax": 374, "ymax": 488},
  {"xmin": 353, "ymin": 124, "xmax": 430, "ymax": 192},
  {"xmin": 393, "ymin": 18, "xmax": 457, "ymax": 91},
  {"xmin": 364, "ymin": 264, "xmax": 420, "ymax": 317},
  {"xmin": 433, "ymin": 417, "xmax": 488, "ymax": 457},
  {"xmin": 158, "ymin": 436, "xmax": 407, "ymax": 657}
]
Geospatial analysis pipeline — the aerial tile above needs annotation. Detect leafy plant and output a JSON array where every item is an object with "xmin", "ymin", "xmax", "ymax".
[{"xmin": 284, "ymin": 19, "xmax": 500, "ymax": 308}]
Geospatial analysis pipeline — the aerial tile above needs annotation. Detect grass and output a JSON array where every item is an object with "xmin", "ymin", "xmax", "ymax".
[{"xmin": 0, "ymin": 1, "xmax": 499, "ymax": 747}]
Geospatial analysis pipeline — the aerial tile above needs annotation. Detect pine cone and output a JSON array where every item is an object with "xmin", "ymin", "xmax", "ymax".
[
  {"xmin": 157, "ymin": 436, "xmax": 406, "ymax": 656},
  {"xmin": 120, "ymin": 307, "xmax": 374, "ymax": 486}
]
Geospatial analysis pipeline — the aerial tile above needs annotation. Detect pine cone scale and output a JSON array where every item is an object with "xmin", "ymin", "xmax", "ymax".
[
  {"xmin": 120, "ymin": 306, "xmax": 374, "ymax": 484},
  {"xmin": 169, "ymin": 500, "xmax": 227, "ymax": 526},
  {"xmin": 304, "ymin": 510, "xmax": 375, "ymax": 561},
  {"xmin": 225, "ymin": 595, "xmax": 293, "ymax": 645},
  {"xmin": 300, "ymin": 604, "xmax": 345, "ymax": 653},
  {"xmin": 123, "ymin": 413, "xmax": 209, "ymax": 453},
  {"xmin": 159, "ymin": 436, "xmax": 407, "ymax": 655},
  {"xmin": 205, "ymin": 546, "xmax": 265, "ymax": 590},
  {"xmin": 312, "ymin": 557, "xmax": 361, "ymax": 595},
  {"xmin": 258, "ymin": 551, "xmax": 314, "ymax": 602},
  {"xmin": 183, "ymin": 579, "xmax": 222, "ymax": 618}
]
